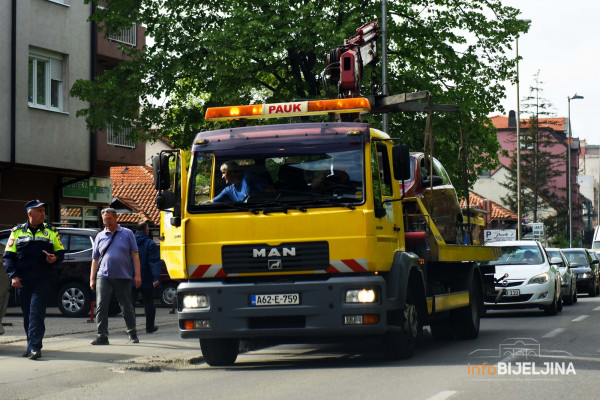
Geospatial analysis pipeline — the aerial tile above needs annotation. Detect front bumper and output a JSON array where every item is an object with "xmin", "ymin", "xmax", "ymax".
[
  {"xmin": 484, "ymin": 280, "xmax": 554, "ymax": 309},
  {"xmin": 176, "ymin": 275, "xmax": 394, "ymax": 339}
]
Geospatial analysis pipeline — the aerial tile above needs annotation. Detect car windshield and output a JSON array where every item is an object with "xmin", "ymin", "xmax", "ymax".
[
  {"xmin": 562, "ymin": 251, "xmax": 589, "ymax": 266},
  {"xmin": 488, "ymin": 245, "xmax": 543, "ymax": 266},
  {"xmin": 188, "ymin": 143, "xmax": 365, "ymax": 212}
]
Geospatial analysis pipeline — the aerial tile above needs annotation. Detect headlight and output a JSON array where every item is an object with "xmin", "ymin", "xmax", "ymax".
[
  {"xmin": 581, "ymin": 273, "xmax": 592, "ymax": 279},
  {"xmin": 182, "ymin": 294, "xmax": 209, "ymax": 309},
  {"xmin": 345, "ymin": 289, "xmax": 377, "ymax": 303},
  {"xmin": 528, "ymin": 273, "xmax": 549, "ymax": 284}
]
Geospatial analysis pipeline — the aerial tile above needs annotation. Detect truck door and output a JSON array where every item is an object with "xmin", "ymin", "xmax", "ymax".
[
  {"xmin": 160, "ymin": 150, "xmax": 189, "ymax": 280},
  {"xmin": 371, "ymin": 141, "xmax": 401, "ymax": 265}
]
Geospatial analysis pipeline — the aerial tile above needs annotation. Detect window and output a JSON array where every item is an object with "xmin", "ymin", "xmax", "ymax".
[
  {"xmin": 28, "ymin": 49, "xmax": 64, "ymax": 111},
  {"xmin": 60, "ymin": 206, "xmax": 100, "ymax": 228},
  {"xmin": 107, "ymin": 125, "xmax": 136, "ymax": 148}
]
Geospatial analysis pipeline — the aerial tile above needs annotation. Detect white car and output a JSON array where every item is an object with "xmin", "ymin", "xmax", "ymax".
[{"xmin": 484, "ymin": 240, "xmax": 562, "ymax": 315}]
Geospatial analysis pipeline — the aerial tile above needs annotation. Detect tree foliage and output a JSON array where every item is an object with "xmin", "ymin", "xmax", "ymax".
[{"xmin": 71, "ymin": 0, "xmax": 529, "ymax": 196}]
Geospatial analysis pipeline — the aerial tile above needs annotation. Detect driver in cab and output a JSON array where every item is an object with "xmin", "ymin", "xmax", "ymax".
[{"xmin": 208, "ymin": 161, "xmax": 267, "ymax": 202}]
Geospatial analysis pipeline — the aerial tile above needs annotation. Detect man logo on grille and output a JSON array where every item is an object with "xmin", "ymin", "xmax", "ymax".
[{"xmin": 268, "ymin": 259, "xmax": 282, "ymax": 270}]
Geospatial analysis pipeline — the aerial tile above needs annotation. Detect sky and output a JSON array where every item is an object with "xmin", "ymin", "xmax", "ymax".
[{"xmin": 498, "ymin": 0, "xmax": 600, "ymax": 144}]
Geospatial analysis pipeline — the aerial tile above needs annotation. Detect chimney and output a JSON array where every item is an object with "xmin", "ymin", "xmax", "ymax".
[{"xmin": 508, "ymin": 110, "xmax": 516, "ymax": 128}]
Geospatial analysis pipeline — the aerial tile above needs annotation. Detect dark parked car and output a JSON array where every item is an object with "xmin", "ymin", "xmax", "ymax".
[
  {"xmin": 1, "ymin": 227, "xmax": 99, "ymax": 317},
  {"xmin": 562, "ymin": 248, "xmax": 600, "ymax": 297}
]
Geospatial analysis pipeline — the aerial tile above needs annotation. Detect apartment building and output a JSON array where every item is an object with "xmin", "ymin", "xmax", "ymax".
[{"xmin": 0, "ymin": 0, "xmax": 145, "ymax": 229}]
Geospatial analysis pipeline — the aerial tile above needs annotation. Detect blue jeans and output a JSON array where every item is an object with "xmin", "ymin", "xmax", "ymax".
[
  {"xmin": 18, "ymin": 277, "xmax": 51, "ymax": 353},
  {"xmin": 95, "ymin": 276, "xmax": 137, "ymax": 337}
]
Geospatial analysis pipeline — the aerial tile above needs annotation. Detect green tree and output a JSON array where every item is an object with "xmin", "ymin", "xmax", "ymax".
[
  {"xmin": 500, "ymin": 71, "xmax": 567, "ymax": 239},
  {"xmin": 71, "ymin": 0, "xmax": 529, "ymax": 195}
]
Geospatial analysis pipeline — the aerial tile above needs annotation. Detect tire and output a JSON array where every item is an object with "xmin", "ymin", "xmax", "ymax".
[
  {"xmin": 159, "ymin": 283, "xmax": 178, "ymax": 307},
  {"xmin": 451, "ymin": 273, "xmax": 481, "ymax": 340},
  {"xmin": 564, "ymin": 282, "xmax": 574, "ymax": 306},
  {"xmin": 383, "ymin": 293, "xmax": 421, "ymax": 360},
  {"xmin": 56, "ymin": 282, "xmax": 92, "ymax": 318},
  {"xmin": 200, "ymin": 338, "xmax": 240, "ymax": 366},
  {"xmin": 543, "ymin": 290, "xmax": 558, "ymax": 316}
]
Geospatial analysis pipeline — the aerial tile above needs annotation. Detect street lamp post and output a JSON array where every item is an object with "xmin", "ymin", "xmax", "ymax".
[
  {"xmin": 567, "ymin": 93, "xmax": 584, "ymax": 248},
  {"xmin": 516, "ymin": 19, "xmax": 531, "ymax": 240}
]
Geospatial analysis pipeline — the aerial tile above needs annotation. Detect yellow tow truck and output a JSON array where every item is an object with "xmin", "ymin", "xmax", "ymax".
[{"xmin": 152, "ymin": 94, "xmax": 499, "ymax": 366}]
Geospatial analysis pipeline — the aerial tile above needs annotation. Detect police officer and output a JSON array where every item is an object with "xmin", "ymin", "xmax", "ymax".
[{"xmin": 2, "ymin": 200, "xmax": 65, "ymax": 360}]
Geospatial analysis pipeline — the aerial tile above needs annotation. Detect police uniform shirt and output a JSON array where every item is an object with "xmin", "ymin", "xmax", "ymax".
[{"xmin": 2, "ymin": 222, "xmax": 65, "ymax": 282}]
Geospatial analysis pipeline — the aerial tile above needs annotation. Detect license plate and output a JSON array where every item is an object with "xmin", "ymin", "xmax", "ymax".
[
  {"xmin": 251, "ymin": 293, "xmax": 300, "ymax": 306},
  {"xmin": 503, "ymin": 289, "xmax": 520, "ymax": 297}
]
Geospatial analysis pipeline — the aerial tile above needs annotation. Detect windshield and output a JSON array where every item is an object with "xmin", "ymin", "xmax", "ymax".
[
  {"xmin": 189, "ymin": 146, "xmax": 365, "ymax": 212},
  {"xmin": 562, "ymin": 250, "xmax": 590, "ymax": 267},
  {"xmin": 487, "ymin": 245, "xmax": 544, "ymax": 266}
]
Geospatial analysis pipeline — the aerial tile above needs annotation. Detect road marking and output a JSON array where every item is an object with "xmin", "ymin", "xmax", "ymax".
[
  {"xmin": 593, "ymin": 306, "xmax": 600, "ymax": 311},
  {"xmin": 426, "ymin": 391, "xmax": 457, "ymax": 400},
  {"xmin": 572, "ymin": 315, "xmax": 589, "ymax": 322},
  {"xmin": 542, "ymin": 328, "xmax": 565, "ymax": 338}
]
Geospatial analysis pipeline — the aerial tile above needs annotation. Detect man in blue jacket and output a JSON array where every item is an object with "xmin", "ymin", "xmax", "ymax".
[{"xmin": 132, "ymin": 221, "xmax": 161, "ymax": 333}]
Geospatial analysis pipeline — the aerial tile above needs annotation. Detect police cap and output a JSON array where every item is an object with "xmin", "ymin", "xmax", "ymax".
[{"xmin": 25, "ymin": 199, "xmax": 46, "ymax": 211}]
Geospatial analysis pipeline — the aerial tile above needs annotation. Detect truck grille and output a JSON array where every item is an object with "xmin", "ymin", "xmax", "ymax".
[{"xmin": 222, "ymin": 241, "xmax": 329, "ymax": 273}]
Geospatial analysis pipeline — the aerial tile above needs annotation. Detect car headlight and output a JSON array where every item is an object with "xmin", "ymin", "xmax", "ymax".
[
  {"xmin": 182, "ymin": 294, "xmax": 209, "ymax": 309},
  {"xmin": 580, "ymin": 273, "xmax": 593, "ymax": 279},
  {"xmin": 528, "ymin": 273, "xmax": 549, "ymax": 284},
  {"xmin": 345, "ymin": 289, "xmax": 378, "ymax": 303}
]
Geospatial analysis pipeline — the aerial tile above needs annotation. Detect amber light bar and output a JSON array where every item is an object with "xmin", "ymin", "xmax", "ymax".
[{"xmin": 205, "ymin": 97, "xmax": 371, "ymax": 121}]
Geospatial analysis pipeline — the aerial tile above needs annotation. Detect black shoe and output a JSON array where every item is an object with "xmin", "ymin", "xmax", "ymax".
[
  {"xmin": 129, "ymin": 334, "xmax": 139, "ymax": 343},
  {"xmin": 91, "ymin": 336, "xmax": 109, "ymax": 345},
  {"xmin": 22, "ymin": 350, "xmax": 30, "ymax": 358},
  {"xmin": 28, "ymin": 351, "xmax": 42, "ymax": 360},
  {"xmin": 146, "ymin": 326, "xmax": 159, "ymax": 334}
]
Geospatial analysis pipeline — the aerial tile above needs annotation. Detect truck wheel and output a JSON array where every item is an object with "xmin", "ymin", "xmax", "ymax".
[
  {"xmin": 430, "ymin": 317, "xmax": 454, "ymax": 340},
  {"xmin": 451, "ymin": 275, "xmax": 481, "ymax": 339},
  {"xmin": 200, "ymin": 338, "xmax": 239, "ymax": 366},
  {"xmin": 383, "ymin": 295, "xmax": 420, "ymax": 360},
  {"xmin": 57, "ymin": 282, "xmax": 92, "ymax": 318}
]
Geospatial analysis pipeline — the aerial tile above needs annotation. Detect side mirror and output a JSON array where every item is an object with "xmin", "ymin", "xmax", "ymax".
[
  {"xmin": 392, "ymin": 144, "xmax": 411, "ymax": 181},
  {"xmin": 152, "ymin": 154, "xmax": 171, "ymax": 191},
  {"xmin": 592, "ymin": 259, "xmax": 599, "ymax": 265},
  {"xmin": 155, "ymin": 191, "xmax": 175, "ymax": 211},
  {"xmin": 422, "ymin": 175, "xmax": 444, "ymax": 187},
  {"xmin": 374, "ymin": 206, "xmax": 387, "ymax": 219},
  {"xmin": 549, "ymin": 256, "xmax": 563, "ymax": 266}
]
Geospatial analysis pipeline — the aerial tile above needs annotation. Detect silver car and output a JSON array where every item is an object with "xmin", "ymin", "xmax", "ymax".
[{"xmin": 546, "ymin": 248, "xmax": 577, "ymax": 305}]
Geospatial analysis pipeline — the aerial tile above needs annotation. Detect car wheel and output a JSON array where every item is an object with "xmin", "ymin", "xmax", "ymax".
[
  {"xmin": 57, "ymin": 282, "xmax": 92, "ymax": 318},
  {"xmin": 543, "ymin": 290, "xmax": 558, "ymax": 316},
  {"xmin": 556, "ymin": 285, "xmax": 563, "ymax": 312},
  {"xmin": 159, "ymin": 283, "xmax": 178, "ymax": 307},
  {"xmin": 564, "ymin": 282, "xmax": 574, "ymax": 305}
]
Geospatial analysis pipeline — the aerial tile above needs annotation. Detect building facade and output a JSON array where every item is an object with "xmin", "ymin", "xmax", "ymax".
[{"xmin": 0, "ymin": 0, "xmax": 145, "ymax": 229}]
